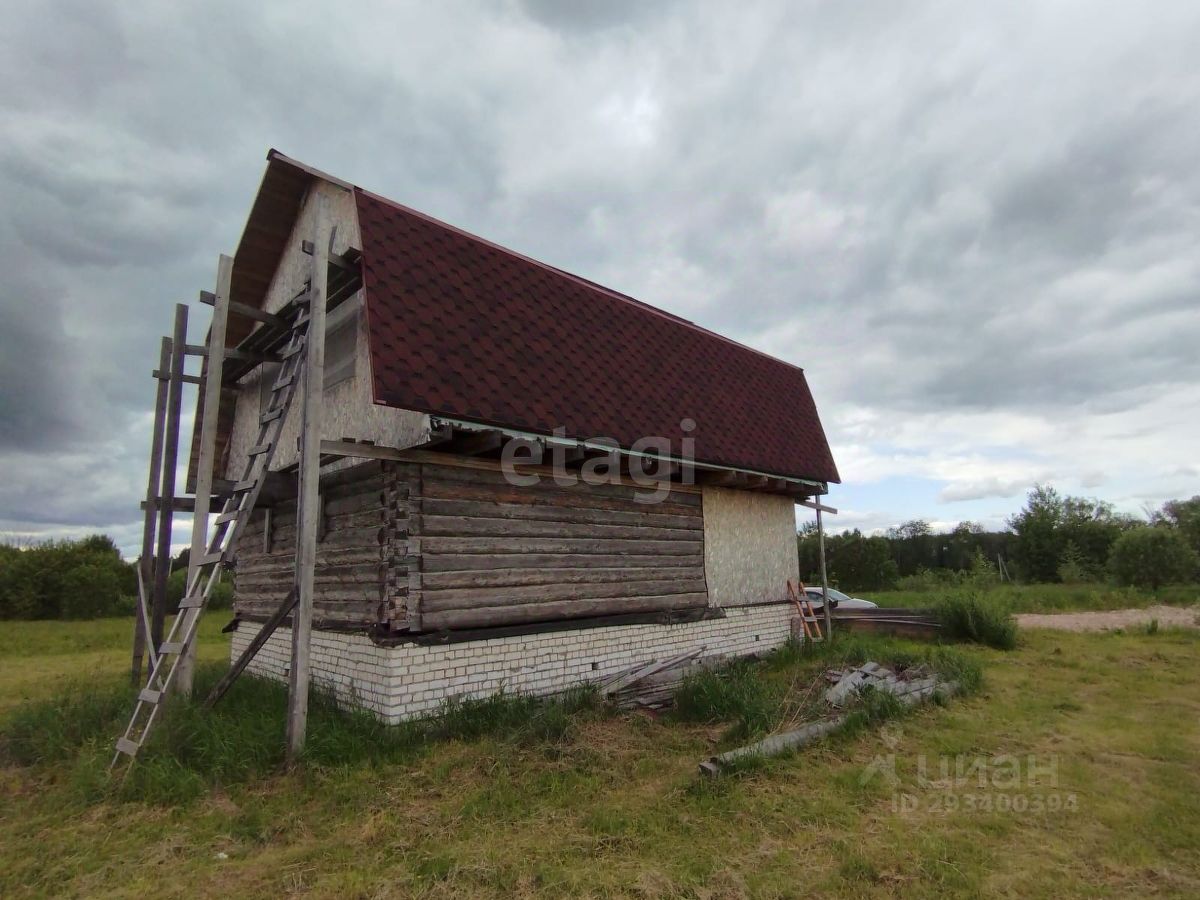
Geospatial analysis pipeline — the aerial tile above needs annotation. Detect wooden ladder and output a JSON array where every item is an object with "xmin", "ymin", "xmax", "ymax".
[
  {"xmin": 787, "ymin": 579, "xmax": 824, "ymax": 642},
  {"xmin": 110, "ymin": 303, "xmax": 312, "ymax": 771}
]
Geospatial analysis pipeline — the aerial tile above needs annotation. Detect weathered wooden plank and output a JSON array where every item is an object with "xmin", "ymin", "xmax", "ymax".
[
  {"xmin": 422, "ymin": 577, "xmax": 709, "ymax": 611},
  {"xmin": 236, "ymin": 598, "xmax": 378, "ymax": 625},
  {"xmin": 236, "ymin": 545, "xmax": 385, "ymax": 571},
  {"xmin": 288, "ymin": 194, "xmax": 329, "ymax": 762},
  {"xmin": 420, "ymin": 515, "xmax": 700, "ymax": 542},
  {"xmin": 420, "ymin": 592, "xmax": 709, "ymax": 630},
  {"xmin": 421, "ymin": 497, "xmax": 701, "ymax": 530},
  {"xmin": 421, "ymin": 536, "xmax": 703, "ymax": 556},
  {"xmin": 420, "ymin": 565, "xmax": 704, "ymax": 591},
  {"xmin": 237, "ymin": 567, "xmax": 383, "ymax": 588},
  {"xmin": 419, "ymin": 552, "xmax": 704, "ymax": 572},
  {"xmin": 179, "ymin": 254, "xmax": 234, "ymax": 697},
  {"xmin": 422, "ymin": 459, "xmax": 701, "ymax": 503},
  {"xmin": 420, "ymin": 471, "xmax": 702, "ymax": 512}
]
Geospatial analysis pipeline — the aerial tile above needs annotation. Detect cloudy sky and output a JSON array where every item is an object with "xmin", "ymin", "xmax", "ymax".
[{"xmin": 2, "ymin": 0, "xmax": 1198, "ymax": 555}]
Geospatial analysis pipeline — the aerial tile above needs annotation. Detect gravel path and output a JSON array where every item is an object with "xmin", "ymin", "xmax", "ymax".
[{"xmin": 1016, "ymin": 605, "xmax": 1200, "ymax": 632}]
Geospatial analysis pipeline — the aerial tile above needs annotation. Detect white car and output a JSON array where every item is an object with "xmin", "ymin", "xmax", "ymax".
[{"xmin": 803, "ymin": 587, "xmax": 878, "ymax": 611}]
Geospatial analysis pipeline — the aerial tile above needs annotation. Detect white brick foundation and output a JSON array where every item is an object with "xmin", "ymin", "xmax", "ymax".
[{"xmin": 230, "ymin": 604, "xmax": 794, "ymax": 723}]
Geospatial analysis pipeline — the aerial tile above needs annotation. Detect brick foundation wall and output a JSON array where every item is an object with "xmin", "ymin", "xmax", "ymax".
[{"xmin": 231, "ymin": 604, "xmax": 794, "ymax": 723}]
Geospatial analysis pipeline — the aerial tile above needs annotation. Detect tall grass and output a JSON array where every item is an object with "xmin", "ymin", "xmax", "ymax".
[
  {"xmin": 674, "ymin": 659, "xmax": 780, "ymax": 740},
  {"xmin": 0, "ymin": 662, "xmax": 602, "ymax": 805},
  {"xmin": 872, "ymin": 582, "xmax": 1198, "ymax": 613},
  {"xmin": 934, "ymin": 592, "xmax": 1019, "ymax": 650},
  {"xmin": 674, "ymin": 632, "xmax": 984, "ymax": 745}
]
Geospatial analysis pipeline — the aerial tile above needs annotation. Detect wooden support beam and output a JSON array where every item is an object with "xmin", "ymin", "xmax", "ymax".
[
  {"xmin": 152, "ymin": 369, "xmax": 203, "ymax": 385},
  {"xmin": 133, "ymin": 337, "xmax": 172, "ymax": 684},
  {"xmin": 152, "ymin": 306, "xmax": 189, "ymax": 654},
  {"xmin": 817, "ymin": 506, "xmax": 831, "ymax": 639},
  {"xmin": 139, "ymin": 495, "xmax": 224, "ymax": 512},
  {"xmin": 200, "ymin": 289, "xmax": 287, "ymax": 328},
  {"xmin": 287, "ymin": 193, "xmax": 330, "ymax": 763},
  {"xmin": 798, "ymin": 499, "xmax": 838, "ymax": 515},
  {"xmin": 183, "ymin": 344, "xmax": 281, "ymax": 365},
  {"xmin": 178, "ymin": 254, "xmax": 232, "ymax": 698}
]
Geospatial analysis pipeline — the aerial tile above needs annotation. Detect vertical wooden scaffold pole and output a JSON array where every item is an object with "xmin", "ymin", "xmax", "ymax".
[
  {"xmin": 132, "ymin": 337, "xmax": 173, "ymax": 683},
  {"xmin": 177, "ymin": 255, "xmax": 233, "ymax": 698},
  {"xmin": 817, "ymin": 506, "xmax": 832, "ymax": 640},
  {"xmin": 286, "ymin": 193, "xmax": 330, "ymax": 763},
  {"xmin": 152, "ymin": 304, "xmax": 189, "ymax": 653}
]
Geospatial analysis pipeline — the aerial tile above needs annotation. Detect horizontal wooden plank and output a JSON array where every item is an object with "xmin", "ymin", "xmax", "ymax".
[
  {"xmin": 420, "ymin": 515, "xmax": 699, "ymax": 542},
  {"xmin": 235, "ymin": 598, "xmax": 379, "ymax": 626},
  {"xmin": 419, "ymin": 552, "xmax": 704, "ymax": 573},
  {"xmin": 419, "ymin": 592, "xmax": 709, "ymax": 630},
  {"xmin": 420, "ymin": 468, "xmax": 701, "ymax": 511},
  {"xmin": 421, "ymin": 497, "xmax": 701, "ymax": 530},
  {"xmin": 422, "ymin": 459, "xmax": 699, "ymax": 501},
  {"xmin": 420, "ymin": 565, "xmax": 704, "ymax": 591},
  {"xmin": 421, "ymin": 537, "xmax": 703, "ymax": 557},
  {"xmin": 422, "ymin": 577, "xmax": 708, "ymax": 612}
]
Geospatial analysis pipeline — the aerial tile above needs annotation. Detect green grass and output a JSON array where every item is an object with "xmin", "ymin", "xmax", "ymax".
[
  {"xmin": 675, "ymin": 634, "xmax": 985, "ymax": 745},
  {"xmin": 870, "ymin": 581, "xmax": 1199, "ymax": 613},
  {"xmin": 1, "ymin": 617, "xmax": 1199, "ymax": 897},
  {"xmin": 934, "ymin": 592, "xmax": 1020, "ymax": 649}
]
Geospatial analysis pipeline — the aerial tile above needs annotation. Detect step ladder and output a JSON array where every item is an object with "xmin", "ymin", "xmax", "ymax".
[
  {"xmin": 788, "ymin": 580, "xmax": 824, "ymax": 642},
  {"xmin": 110, "ymin": 304, "xmax": 312, "ymax": 771}
]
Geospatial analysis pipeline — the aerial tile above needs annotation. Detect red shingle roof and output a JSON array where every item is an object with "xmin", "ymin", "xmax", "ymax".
[{"xmin": 355, "ymin": 188, "xmax": 839, "ymax": 484}]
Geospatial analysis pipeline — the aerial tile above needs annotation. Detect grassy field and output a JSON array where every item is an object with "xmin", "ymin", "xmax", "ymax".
[
  {"xmin": 1, "ymin": 610, "xmax": 1198, "ymax": 898},
  {"xmin": 868, "ymin": 581, "xmax": 1200, "ymax": 613}
]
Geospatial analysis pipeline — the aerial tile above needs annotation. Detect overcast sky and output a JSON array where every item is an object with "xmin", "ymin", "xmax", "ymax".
[{"xmin": 2, "ymin": 0, "xmax": 1198, "ymax": 555}]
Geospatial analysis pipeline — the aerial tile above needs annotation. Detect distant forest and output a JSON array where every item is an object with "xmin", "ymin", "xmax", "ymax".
[{"xmin": 798, "ymin": 486, "xmax": 1200, "ymax": 594}]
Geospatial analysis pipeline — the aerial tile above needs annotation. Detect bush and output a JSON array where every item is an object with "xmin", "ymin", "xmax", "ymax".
[
  {"xmin": 934, "ymin": 592, "xmax": 1018, "ymax": 650},
  {"xmin": 0, "ymin": 535, "xmax": 136, "ymax": 620},
  {"xmin": 1108, "ymin": 526, "xmax": 1198, "ymax": 590}
]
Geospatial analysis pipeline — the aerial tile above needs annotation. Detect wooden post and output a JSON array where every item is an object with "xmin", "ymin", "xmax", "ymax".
[
  {"xmin": 132, "ymin": 337, "xmax": 172, "ymax": 684},
  {"xmin": 287, "ymin": 194, "xmax": 329, "ymax": 762},
  {"xmin": 152, "ymin": 305, "xmax": 189, "ymax": 652},
  {"xmin": 177, "ymin": 255, "xmax": 233, "ymax": 697},
  {"xmin": 816, "ymin": 506, "xmax": 832, "ymax": 639}
]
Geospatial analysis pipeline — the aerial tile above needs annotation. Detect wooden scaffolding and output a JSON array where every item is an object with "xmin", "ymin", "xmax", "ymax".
[{"xmin": 119, "ymin": 196, "xmax": 367, "ymax": 768}]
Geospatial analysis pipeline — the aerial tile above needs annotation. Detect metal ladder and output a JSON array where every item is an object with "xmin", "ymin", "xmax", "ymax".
[{"xmin": 111, "ymin": 303, "xmax": 312, "ymax": 770}]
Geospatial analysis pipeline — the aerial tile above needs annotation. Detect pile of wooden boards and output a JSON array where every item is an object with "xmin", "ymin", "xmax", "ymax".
[
  {"xmin": 831, "ymin": 607, "xmax": 941, "ymax": 639},
  {"xmin": 598, "ymin": 646, "xmax": 713, "ymax": 710}
]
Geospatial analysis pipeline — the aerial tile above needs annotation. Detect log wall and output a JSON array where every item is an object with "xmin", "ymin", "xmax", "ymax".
[
  {"xmin": 410, "ymin": 462, "xmax": 708, "ymax": 631},
  {"xmin": 232, "ymin": 461, "xmax": 410, "ymax": 629},
  {"xmin": 232, "ymin": 457, "xmax": 709, "ymax": 632}
]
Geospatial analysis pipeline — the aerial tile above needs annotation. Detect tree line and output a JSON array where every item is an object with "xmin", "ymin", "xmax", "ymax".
[
  {"xmin": 798, "ymin": 487, "xmax": 1200, "ymax": 594},
  {"xmin": 0, "ymin": 536, "xmax": 231, "ymax": 620}
]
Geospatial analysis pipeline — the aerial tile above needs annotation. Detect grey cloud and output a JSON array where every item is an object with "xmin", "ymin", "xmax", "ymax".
[{"xmin": 2, "ymin": 0, "xmax": 1199, "ymax": 553}]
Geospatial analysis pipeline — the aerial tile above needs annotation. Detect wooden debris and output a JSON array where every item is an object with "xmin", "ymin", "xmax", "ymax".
[
  {"xmin": 699, "ymin": 661, "xmax": 961, "ymax": 776},
  {"xmin": 600, "ymin": 646, "xmax": 710, "ymax": 710}
]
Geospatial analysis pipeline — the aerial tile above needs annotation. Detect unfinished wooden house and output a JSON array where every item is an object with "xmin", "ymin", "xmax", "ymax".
[{"xmin": 148, "ymin": 150, "xmax": 840, "ymax": 729}]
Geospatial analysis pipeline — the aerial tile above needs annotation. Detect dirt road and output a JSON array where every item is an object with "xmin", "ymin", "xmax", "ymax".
[{"xmin": 1016, "ymin": 604, "xmax": 1200, "ymax": 632}]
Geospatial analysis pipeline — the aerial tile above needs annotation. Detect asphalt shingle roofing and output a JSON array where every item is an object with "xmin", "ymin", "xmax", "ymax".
[{"xmin": 355, "ymin": 188, "xmax": 839, "ymax": 484}]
